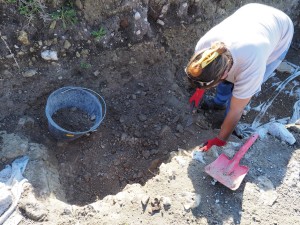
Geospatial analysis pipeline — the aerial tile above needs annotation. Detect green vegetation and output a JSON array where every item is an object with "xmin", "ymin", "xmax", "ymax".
[
  {"xmin": 18, "ymin": 0, "xmax": 40, "ymax": 16},
  {"xmin": 91, "ymin": 27, "xmax": 106, "ymax": 40},
  {"xmin": 80, "ymin": 62, "xmax": 92, "ymax": 69},
  {"xmin": 6, "ymin": 0, "xmax": 17, "ymax": 3},
  {"xmin": 51, "ymin": 5, "xmax": 78, "ymax": 29},
  {"xmin": 6, "ymin": 0, "xmax": 49, "ymax": 22},
  {"xmin": 6, "ymin": 0, "xmax": 77, "ymax": 27}
]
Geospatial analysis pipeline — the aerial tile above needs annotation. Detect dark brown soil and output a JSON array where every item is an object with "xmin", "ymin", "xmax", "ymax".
[
  {"xmin": 0, "ymin": 1, "xmax": 300, "ymax": 221},
  {"xmin": 52, "ymin": 107, "xmax": 95, "ymax": 132}
]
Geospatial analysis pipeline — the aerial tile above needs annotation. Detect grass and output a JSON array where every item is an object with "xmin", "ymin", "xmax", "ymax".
[
  {"xmin": 80, "ymin": 62, "xmax": 92, "ymax": 69},
  {"xmin": 6, "ymin": 0, "xmax": 50, "ymax": 22},
  {"xmin": 18, "ymin": 0, "xmax": 40, "ymax": 16},
  {"xmin": 91, "ymin": 27, "xmax": 106, "ymax": 40},
  {"xmin": 6, "ymin": 0, "xmax": 77, "ymax": 27},
  {"xmin": 51, "ymin": 5, "xmax": 78, "ymax": 29}
]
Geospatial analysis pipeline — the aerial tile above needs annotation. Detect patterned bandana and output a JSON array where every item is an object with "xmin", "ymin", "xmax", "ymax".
[{"xmin": 185, "ymin": 48, "xmax": 220, "ymax": 78}]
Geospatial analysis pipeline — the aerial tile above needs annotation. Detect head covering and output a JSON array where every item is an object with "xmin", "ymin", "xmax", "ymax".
[{"xmin": 185, "ymin": 42, "xmax": 229, "ymax": 88}]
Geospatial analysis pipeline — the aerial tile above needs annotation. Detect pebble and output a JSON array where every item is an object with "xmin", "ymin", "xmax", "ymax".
[
  {"xmin": 49, "ymin": 21, "xmax": 56, "ymax": 29},
  {"xmin": 181, "ymin": 192, "xmax": 201, "ymax": 210},
  {"xmin": 134, "ymin": 12, "xmax": 141, "ymax": 20},
  {"xmin": 138, "ymin": 114, "xmax": 147, "ymax": 122},
  {"xmin": 277, "ymin": 61, "xmax": 295, "ymax": 73},
  {"xmin": 93, "ymin": 70, "xmax": 100, "ymax": 76},
  {"xmin": 23, "ymin": 69, "xmax": 37, "ymax": 77},
  {"xmin": 6, "ymin": 54, "xmax": 14, "ymax": 59},
  {"xmin": 64, "ymin": 40, "xmax": 72, "ymax": 49},
  {"xmin": 157, "ymin": 19, "xmax": 165, "ymax": 26},
  {"xmin": 41, "ymin": 50, "xmax": 58, "ymax": 61},
  {"xmin": 142, "ymin": 150, "xmax": 150, "ymax": 159},
  {"xmin": 161, "ymin": 196, "xmax": 172, "ymax": 209},
  {"xmin": 176, "ymin": 124, "xmax": 184, "ymax": 133},
  {"xmin": 20, "ymin": 202, "xmax": 48, "ymax": 221},
  {"xmin": 18, "ymin": 30, "xmax": 30, "ymax": 45}
]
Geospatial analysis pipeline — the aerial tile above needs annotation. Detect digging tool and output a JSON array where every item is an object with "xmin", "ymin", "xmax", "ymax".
[{"xmin": 204, "ymin": 133, "xmax": 259, "ymax": 190}]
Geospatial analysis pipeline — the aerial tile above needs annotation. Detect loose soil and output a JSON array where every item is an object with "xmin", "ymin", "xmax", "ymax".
[
  {"xmin": 0, "ymin": 1, "xmax": 300, "ymax": 225},
  {"xmin": 52, "ymin": 107, "xmax": 95, "ymax": 132}
]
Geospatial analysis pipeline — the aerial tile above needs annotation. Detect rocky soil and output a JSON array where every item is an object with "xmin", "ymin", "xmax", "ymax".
[{"xmin": 0, "ymin": 0, "xmax": 300, "ymax": 225}]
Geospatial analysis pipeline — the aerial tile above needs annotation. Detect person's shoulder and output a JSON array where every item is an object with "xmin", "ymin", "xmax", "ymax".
[
  {"xmin": 240, "ymin": 3, "xmax": 268, "ymax": 9},
  {"xmin": 238, "ymin": 3, "xmax": 277, "ymax": 13}
]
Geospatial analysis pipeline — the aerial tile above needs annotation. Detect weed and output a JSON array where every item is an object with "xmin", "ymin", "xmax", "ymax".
[
  {"xmin": 51, "ymin": 5, "xmax": 78, "ymax": 29},
  {"xmin": 14, "ymin": 0, "xmax": 50, "ymax": 23},
  {"xmin": 19, "ymin": 0, "xmax": 40, "ymax": 16},
  {"xmin": 80, "ymin": 62, "xmax": 92, "ymax": 69},
  {"xmin": 91, "ymin": 27, "xmax": 106, "ymax": 41},
  {"xmin": 6, "ymin": 0, "xmax": 17, "ymax": 3}
]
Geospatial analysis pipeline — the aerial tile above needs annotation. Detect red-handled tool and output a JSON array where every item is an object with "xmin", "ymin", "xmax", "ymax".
[{"xmin": 204, "ymin": 133, "xmax": 259, "ymax": 190}]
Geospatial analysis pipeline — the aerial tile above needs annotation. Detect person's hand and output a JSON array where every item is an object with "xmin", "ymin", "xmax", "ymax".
[
  {"xmin": 199, "ymin": 137, "xmax": 227, "ymax": 152},
  {"xmin": 189, "ymin": 88, "xmax": 205, "ymax": 109}
]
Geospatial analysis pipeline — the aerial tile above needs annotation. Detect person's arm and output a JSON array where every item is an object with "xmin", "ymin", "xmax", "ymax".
[
  {"xmin": 218, "ymin": 96, "xmax": 251, "ymax": 141},
  {"xmin": 199, "ymin": 96, "xmax": 251, "ymax": 152}
]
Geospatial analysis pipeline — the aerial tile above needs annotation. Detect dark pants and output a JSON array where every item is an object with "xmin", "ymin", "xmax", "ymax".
[{"xmin": 213, "ymin": 81, "xmax": 233, "ymax": 114}]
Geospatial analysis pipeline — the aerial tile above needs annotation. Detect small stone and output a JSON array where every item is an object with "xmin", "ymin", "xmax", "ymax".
[
  {"xmin": 75, "ymin": 0, "xmax": 83, "ymax": 10},
  {"xmin": 277, "ymin": 61, "xmax": 295, "ymax": 73},
  {"xmin": 41, "ymin": 50, "xmax": 58, "ymax": 61},
  {"xmin": 23, "ymin": 69, "xmax": 37, "ymax": 77},
  {"xmin": 81, "ymin": 49, "xmax": 89, "ymax": 57},
  {"xmin": 161, "ymin": 196, "xmax": 172, "ymax": 210},
  {"xmin": 6, "ymin": 54, "xmax": 14, "ymax": 59},
  {"xmin": 18, "ymin": 30, "xmax": 30, "ymax": 45},
  {"xmin": 20, "ymin": 202, "xmax": 48, "ymax": 221},
  {"xmin": 134, "ymin": 12, "xmax": 141, "ymax": 20},
  {"xmin": 157, "ymin": 19, "xmax": 165, "ymax": 26},
  {"xmin": 49, "ymin": 21, "xmax": 56, "ymax": 29},
  {"xmin": 161, "ymin": 5, "xmax": 169, "ymax": 14},
  {"xmin": 93, "ymin": 70, "xmax": 100, "ymax": 76},
  {"xmin": 138, "ymin": 114, "xmax": 147, "ymax": 122},
  {"xmin": 63, "ymin": 40, "xmax": 72, "ymax": 49},
  {"xmin": 17, "ymin": 116, "xmax": 35, "ymax": 128},
  {"xmin": 176, "ymin": 124, "xmax": 184, "ymax": 133},
  {"xmin": 142, "ymin": 150, "xmax": 150, "ymax": 159},
  {"xmin": 148, "ymin": 198, "xmax": 161, "ymax": 215}
]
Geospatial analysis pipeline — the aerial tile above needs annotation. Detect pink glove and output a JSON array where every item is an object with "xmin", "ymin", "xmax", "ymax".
[
  {"xmin": 189, "ymin": 88, "xmax": 205, "ymax": 108},
  {"xmin": 199, "ymin": 137, "xmax": 227, "ymax": 152}
]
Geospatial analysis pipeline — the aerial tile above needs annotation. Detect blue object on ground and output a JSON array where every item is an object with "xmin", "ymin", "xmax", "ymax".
[{"xmin": 45, "ymin": 86, "xmax": 106, "ymax": 141}]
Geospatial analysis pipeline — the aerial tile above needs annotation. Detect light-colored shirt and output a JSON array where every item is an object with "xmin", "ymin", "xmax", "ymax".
[{"xmin": 195, "ymin": 3, "xmax": 294, "ymax": 99}]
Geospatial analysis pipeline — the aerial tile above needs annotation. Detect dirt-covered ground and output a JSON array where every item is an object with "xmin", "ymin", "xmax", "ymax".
[{"xmin": 0, "ymin": 0, "xmax": 300, "ymax": 225}]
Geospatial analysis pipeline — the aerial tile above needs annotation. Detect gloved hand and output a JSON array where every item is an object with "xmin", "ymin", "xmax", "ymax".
[
  {"xmin": 189, "ymin": 88, "xmax": 205, "ymax": 109},
  {"xmin": 199, "ymin": 137, "xmax": 227, "ymax": 152}
]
